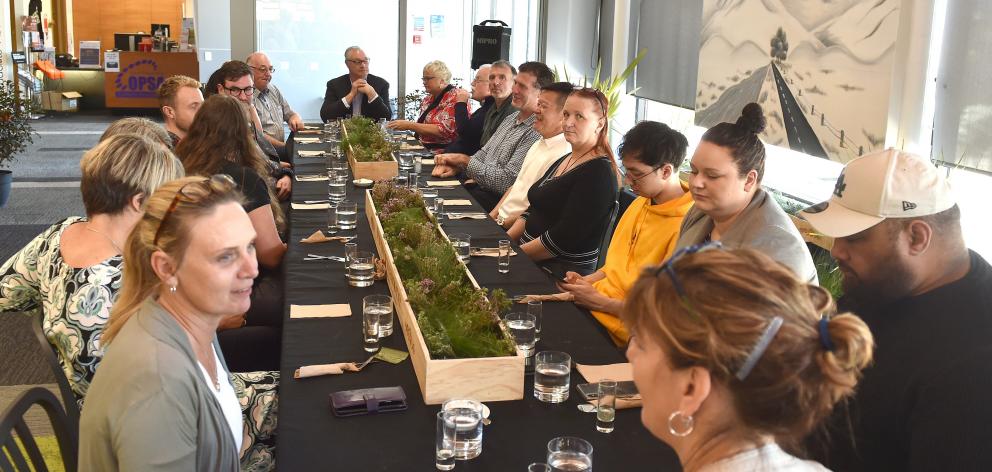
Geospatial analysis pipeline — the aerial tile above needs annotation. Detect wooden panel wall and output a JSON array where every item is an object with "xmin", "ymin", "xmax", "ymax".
[{"xmin": 70, "ymin": 0, "xmax": 183, "ymax": 58}]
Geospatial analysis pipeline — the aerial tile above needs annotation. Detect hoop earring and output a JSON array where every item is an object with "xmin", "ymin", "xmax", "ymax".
[{"xmin": 668, "ymin": 411, "xmax": 694, "ymax": 437}]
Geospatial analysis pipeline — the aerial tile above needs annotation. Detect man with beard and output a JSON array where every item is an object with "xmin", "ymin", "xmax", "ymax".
[{"xmin": 799, "ymin": 148, "xmax": 992, "ymax": 471}]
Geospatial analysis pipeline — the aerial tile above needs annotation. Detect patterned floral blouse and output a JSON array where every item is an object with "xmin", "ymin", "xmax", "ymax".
[{"xmin": 418, "ymin": 87, "xmax": 467, "ymax": 150}]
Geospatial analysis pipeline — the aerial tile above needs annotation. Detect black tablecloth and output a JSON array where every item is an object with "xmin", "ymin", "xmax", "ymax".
[{"xmin": 276, "ymin": 137, "xmax": 681, "ymax": 471}]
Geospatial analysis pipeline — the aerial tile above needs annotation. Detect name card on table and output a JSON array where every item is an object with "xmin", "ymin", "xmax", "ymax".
[
  {"xmin": 290, "ymin": 304, "xmax": 352, "ymax": 318},
  {"xmin": 298, "ymin": 150, "xmax": 327, "ymax": 158},
  {"xmin": 421, "ymin": 158, "xmax": 435, "ymax": 165},
  {"xmin": 443, "ymin": 199, "xmax": 472, "ymax": 206},
  {"xmin": 295, "ymin": 175, "xmax": 329, "ymax": 182},
  {"xmin": 295, "ymin": 137, "xmax": 321, "ymax": 144},
  {"xmin": 426, "ymin": 180, "xmax": 462, "ymax": 187},
  {"xmin": 291, "ymin": 202, "xmax": 331, "ymax": 210}
]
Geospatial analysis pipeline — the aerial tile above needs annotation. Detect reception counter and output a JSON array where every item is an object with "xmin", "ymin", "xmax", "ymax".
[{"xmin": 103, "ymin": 51, "xmax": 198, "ymax": 109}]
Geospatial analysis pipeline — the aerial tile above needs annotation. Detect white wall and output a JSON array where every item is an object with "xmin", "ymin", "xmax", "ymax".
[{"xmin": 543, "ymin": 0, "xmax": 599, "ymax": 82}]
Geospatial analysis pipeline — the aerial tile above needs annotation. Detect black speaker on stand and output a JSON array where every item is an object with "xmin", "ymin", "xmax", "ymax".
[{"xmin": 471, "ymin": 20, "xmax": 511, "ymax": 69}]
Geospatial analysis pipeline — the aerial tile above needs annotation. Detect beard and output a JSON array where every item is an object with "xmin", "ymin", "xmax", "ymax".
[{"xmin": 839, "ymin": 255, "xmax": 916, "ymax": 308}]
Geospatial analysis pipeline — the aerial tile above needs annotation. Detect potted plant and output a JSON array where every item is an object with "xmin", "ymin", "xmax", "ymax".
[{"xmin": 0, "ymin": 79, "xmax": 37, "ymax": 207}]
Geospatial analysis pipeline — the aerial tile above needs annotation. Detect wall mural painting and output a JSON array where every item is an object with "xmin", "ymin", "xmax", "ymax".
[{"xmin": 695, "ymin": 0, "xmax": 901, "ymax": 163}]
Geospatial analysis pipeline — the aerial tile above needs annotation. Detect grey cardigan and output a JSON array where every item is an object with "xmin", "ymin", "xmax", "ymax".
[
  {"xmin": 677, "ymin": 188, "xmax": 818, "ymax": 284},
  {"xmin": 79, "ymin": 298, "xmax": 240, "ymax": 472}
]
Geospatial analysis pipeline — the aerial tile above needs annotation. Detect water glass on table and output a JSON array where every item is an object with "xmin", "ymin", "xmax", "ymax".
[
  {"xmin": 436, "ymin": 411, "xmax": 457, "ymax": 470},
  {"xmin": 504, "ymin": 312, "xmax": 537, "ymax": 357},
  {"xmin": 364, "ymin": 294, "xmax": 394, "ymax": 337},
  {"xmin": 441, "ymin": 399, "xmax": 484, "ymax": 460},
  {"xmin": 328, "ymin": 171, "xmax": 347, "ymax": 202},
  {"xmin": 335, "ymin": 200, "xmax": 358, "ymax": 230},
  {"xmin": 596, "ymin": 380, "xmax": 617, "ymax": 433},
  {"xmin": 449, "ymin": 233, "xmax": 471, "ymax": 263},
  {"xmin": 362, "ymin": 302, "xmax": 380, "ymax": 352},
  {"xmin": 421, "ymin": 188, "xmax": 439, "ymax": 212},
  {"xmin": 397, "ymin": 152, "xmax": 415, "ymax": 172},
  {"xmin": 347, "ymin": 250, "xmax": 375, "ymax": 288},
  {"xmin": 546, "ymin": 437, "xmax": 593, "ymax": 471},
  {"xmin": 534, "ymin": 351, "xmax": 571, "ymax": 403},
  {"xmin": 527, "ymin": 299, "xmax": 543, "ymax": 341},
  {"xmin": 528, "ymin": 464, "xmax": 551, "ymax": 472},
  {"xmin": 434, "ymin": 197, "xmax": 445, "ymax": 218},
  {"xmin": 395, "ymin": 173, "xmax": 409, "ymax": 188},
  {"xmin": 331, "ymin": 150, "xmax": 349, "ymax": 174},
  {"xmin": 498, "ymin": 239, "xmax": 511, "ymax": 274}
]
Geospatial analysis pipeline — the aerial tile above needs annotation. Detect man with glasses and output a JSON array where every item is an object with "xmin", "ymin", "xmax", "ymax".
[
  {"xmin": 247, "ymin": 51, "xmax": 304, "ymax": 153},
  {"xmin": 319, "ymin": 46, "xmax": 391, "ymax": 122},
  {"xmin": 444, "ymin": 64, "xmax": 492, "ymax": 155}
]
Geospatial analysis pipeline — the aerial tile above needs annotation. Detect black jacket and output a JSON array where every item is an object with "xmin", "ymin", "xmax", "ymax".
[{"xmin": 319, "ymin": 73, "xmax": 391, "ymax": 122}]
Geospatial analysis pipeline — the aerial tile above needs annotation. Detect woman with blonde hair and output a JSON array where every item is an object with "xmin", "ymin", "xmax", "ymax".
[
  {"xmin": 98, "ymin": 116, "xmax": 173, "ymax": 147},
  {"xmin": 80, "ymin": 175, "xmax": 253, "ymax": 471},
  {"xmin": 622, "ymin": 244, "xmax": 874, "ymax": 471},
  {"xmin": 387, "ymin": 59, "xmax": 466, "ymax": 150}
]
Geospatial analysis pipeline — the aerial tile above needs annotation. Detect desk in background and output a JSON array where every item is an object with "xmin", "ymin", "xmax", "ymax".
[{"xmin": 103, "ymin": 51, "xmax": 197, "ymax": 109}]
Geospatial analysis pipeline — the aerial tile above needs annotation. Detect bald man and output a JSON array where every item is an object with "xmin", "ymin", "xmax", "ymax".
[{"xmin": 248, "ymin": 51, "xmax": 304, "ymax": 148}]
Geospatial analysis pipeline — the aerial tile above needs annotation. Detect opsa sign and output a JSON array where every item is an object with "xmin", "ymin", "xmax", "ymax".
[{"xmin": 114, "ymin": 59, "xmax": 165, "ymax": 99}]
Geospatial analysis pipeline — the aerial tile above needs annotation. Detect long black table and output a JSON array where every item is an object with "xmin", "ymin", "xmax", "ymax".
[{"xmin": 276, "ymin": 136, "xmax": 681, "ymax": 471}]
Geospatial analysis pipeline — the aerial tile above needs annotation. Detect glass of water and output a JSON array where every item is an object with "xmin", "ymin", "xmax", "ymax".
[
  {"xmin": 449, "ymin": 233, "xmax": 471, "ymax": 263},
  {"xmin": 422, "ymin": 188, "xmax": 439, "ymax": 212},
  {"xmin": 596, "ymin": 380, "xmax": 617, "ymax": 434},
  {"xmin": 364, "ymin": 294, "xmax": 394, "ymax": 337},
  {"xmin": 328, "ymin": 171, "xmax": 348, "ymax": 202},
  {"xmin": 436, "ymin": 411, "xmax": 457, "ymax": 470},
  {"xmin": 546, "ymin": 437, "xmax": 593, "ymax": 471},
  {"xmin": 504, "ymin": 313, "xmax": 537, "ymax": 357},
  {"xmin": 441, "ymin": 399, "xmax": 484, "ymax": 460},
  {"xmin": 397, "ymin": 152, "xmax": 415, "ymax": 172},
  {"xmin": 434, "ymin": 197, "xmax": 445, "ymax": 218},
  {"xmin": 408, "ymin": 169, "xmax": 420, "ymax": 189},
  {"xmin": 347, "ymin": 251, "xmax": 375, "ymax": 288},
  {"xmin": 395, "ymin": 173, "xmax": 409, "ymax": 188},
  {"xmin": 362, "ymin": 300, "xmax": 380, "ymax": 353},
  {"xmin": 335, "ymin": 200, "xmax": 358, "ymax": 230},
  {"xmin": 527, "ymin": 299, "xmax": 543, "ymax": 341},
  {"xmin": 534, "ymin": 351, "xmax": 571, "ymax": 403},
  {"xmin": 498, "ymin": 239, "xmax": 511, "ymax": 274},
  {"xmin": 331, "ymin": 150, "xmax": 349, "ymax": 174},
  {"xmin": 528, "ymin": 464, "xmax": 551, "ymax": 472}
]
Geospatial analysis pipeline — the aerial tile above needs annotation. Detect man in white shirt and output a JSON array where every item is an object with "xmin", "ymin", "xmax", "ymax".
[{"xmin": 490, "ymin": 81, "xmax": 573, "ymax": 228}]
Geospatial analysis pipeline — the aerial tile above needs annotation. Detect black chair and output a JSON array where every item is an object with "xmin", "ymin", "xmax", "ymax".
[
  {"xmin": 0, "ymin": 386, "xmax": 78, "ymax": 472},
  {"xmin": 29, "ymin": 316, "xmax": 80, "ymax": 432},
  {"xmin": 595, "ymin": 188, "xmax": 636, "ymax": 269}
]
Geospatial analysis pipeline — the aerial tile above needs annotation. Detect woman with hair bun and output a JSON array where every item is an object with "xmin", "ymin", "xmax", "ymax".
[
  {"xmin": 678, "ymin": 103, "xmax": 816, "ymax": 282},
  {"xmin": 623, "ymin": 245, "xmax": 874, "ymax": 471}
]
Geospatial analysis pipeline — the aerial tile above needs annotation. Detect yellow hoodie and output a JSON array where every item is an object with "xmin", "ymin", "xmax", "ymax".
[{"xmin": 591, "ymin": 186, "xmax": 694, "ymax": 344}]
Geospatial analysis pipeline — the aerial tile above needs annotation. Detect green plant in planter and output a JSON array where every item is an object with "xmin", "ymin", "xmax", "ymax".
[
  {"xmin": 554, "ymin": 48, "xmax": 647, "ymax": 121},
  {"xmin": 371, "ymin": 183, "xmax": 515, "ymax": 359},
  {"xmin": 0, "ymin": 80, "xmax": 37, "ymax": 206},
  {"xmin": 812, "ymin": 248, "xmax": 844, "ymax": 301},
  {"xmin": 340, "ymin": 116, "xmax": 394, "ymax": 162}
]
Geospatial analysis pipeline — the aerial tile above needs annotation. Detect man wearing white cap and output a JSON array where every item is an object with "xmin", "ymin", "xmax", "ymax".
[{"xmin": 800, "ymin": 148, "xmax": 992, "ymax": 471}]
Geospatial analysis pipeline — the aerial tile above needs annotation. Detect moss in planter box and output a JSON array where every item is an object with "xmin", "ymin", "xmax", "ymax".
[
  {"xmin": 372, "ymin": 184, "xmax": 515, "ymax": 359},
  {"xmin": 340, "ymin": 116, "xmax": 394, "ymax": 162}
]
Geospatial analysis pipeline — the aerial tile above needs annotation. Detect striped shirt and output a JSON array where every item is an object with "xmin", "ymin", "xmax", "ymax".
[{"xmin": 465, "ymin": 111, "xmax": 541, "ymax": 195}]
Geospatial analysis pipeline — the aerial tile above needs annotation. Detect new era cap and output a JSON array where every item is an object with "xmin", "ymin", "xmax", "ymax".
[{"xmin": 799, "ymin": 149, "xmax": 955, "ymax": 238}]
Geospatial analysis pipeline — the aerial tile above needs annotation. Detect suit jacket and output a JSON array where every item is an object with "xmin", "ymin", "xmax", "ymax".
[{"xmin": 320, "ymin": 73, "xmax": 391, "ymax": 122}]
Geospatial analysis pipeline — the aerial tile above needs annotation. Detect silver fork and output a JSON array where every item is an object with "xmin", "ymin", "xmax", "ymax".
[
  {"xmin": 304, "ymin": 254, "xmax": 346, "ymax": 262},
  {"xmin": 355, "ymin": 354, "xmax": 378, "ymax": 371}
]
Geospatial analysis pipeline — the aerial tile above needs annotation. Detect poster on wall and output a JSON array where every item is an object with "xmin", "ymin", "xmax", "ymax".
[
  {"xmin": 104, "ymin": 51, "xmax": 120, "ymax": 72},
  {"xmin": 694, "ymin": 0, "xmax": 901, "ymax": 163}
]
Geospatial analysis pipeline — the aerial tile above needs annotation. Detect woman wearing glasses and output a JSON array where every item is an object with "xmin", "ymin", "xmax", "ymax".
[
  {"xmin": 679, "ymin": 102, "xmax": 817, "ymax": 282},
  {"xmin": 623, "ymin": 245, "xmax": 873, "ymax": 471},
  {"xmin": 508, "ymin": 88, "xmax": 620, "ymax": 275},
  {"xmin": 387, "ymin": 60, "xmax": 467, "ymax": 151},
  {"xmin": 80, "ymin": 175, "xmax": 254, "ymax": 471},
  {"xmin": 558, "ymin": 121, "xmax": 695, "ymax": 344}
]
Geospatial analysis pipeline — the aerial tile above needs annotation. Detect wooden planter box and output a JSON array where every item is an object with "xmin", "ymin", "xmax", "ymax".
[
  {"xmin": 365, "ymin": 190, "xmax": 525, "ymax": 405},
  {"xmin": 341, "ymin": 125, "xmax": 398, "ymax": 181}
]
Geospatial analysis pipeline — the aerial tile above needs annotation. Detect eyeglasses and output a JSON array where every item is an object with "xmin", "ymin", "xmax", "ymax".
[
  {"xmin": 224, "ymin": 85, "xmax": 254, "ymax": 97},
  {"xmin": 347, "ymin": 59, "xmax": 371, "ymax": 65},
  {"xmin": 250, "ymin": 65, "xmax": 275, "ymax": 73},
  {"xmin": 625, "ymin": 166, "xmax": 661, "ymax": 186},
  {"xmin": 153, "ymin": 174, "xmax": 236, "ymax": 247},
  {"xmin": 421, "ymin": 76, "xmax": 436, "ymax": 82},
  {"xmin": 650, "ymin": 242, "xmax": 724, "ymax": 317}
]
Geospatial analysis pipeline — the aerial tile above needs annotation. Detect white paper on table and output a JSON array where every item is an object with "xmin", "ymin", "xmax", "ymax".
[
  {"xmin": 291, "ymin": 202, "xmax": 331, "ymax": 210},
  {"xmin": 426, "ymin": 180, "xmax": 461, "ymax": 187}
]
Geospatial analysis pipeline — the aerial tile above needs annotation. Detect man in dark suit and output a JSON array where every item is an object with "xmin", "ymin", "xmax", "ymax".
[{"xmin": 319, "ymin": 46, "xmax": 391, "ymax": 122}]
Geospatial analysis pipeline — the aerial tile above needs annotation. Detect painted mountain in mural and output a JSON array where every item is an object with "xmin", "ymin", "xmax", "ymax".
[{"xmin": 696, "ymin": 0, "xmax": 901, "ymax": 163}]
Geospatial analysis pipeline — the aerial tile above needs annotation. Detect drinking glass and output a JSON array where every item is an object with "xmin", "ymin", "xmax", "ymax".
[
  {"xmin": 528, "ymin": 464, "xmax": 551, "ymax": 472},
  {"xmin": 364, "ymin": 294, "xmax": 394, "ymax": 338},
  {"xmin": 546, "ymin": 437, "xmax": 593, "ymax": 471},
  {"xmin": 344, "ymin": 242, "xmax": 358, "ymax": 264},
  {"xmin": 408, "ymin": 169, "xmax": 420, "ymax": 189},
  {"xmin": 596, "ymin": 380, "xmax": 617, "ymax": 433},
  {"xmin": 395, "ymin": 173, "xmax": 409, "ymax": 188},
  {"xmin": 330, "ymin": 149, "xmax": 349, "ymax": 174},
  {"xmin": 527, "ymin": 300, "xmax": 543, "ymax": 341},
  {"xmin": 362, "ymin": 306, "xmax": 380, "ymax": 352},
  {"xmin": 397, "ymin": 152, "xmax": 415, "ymax": 172},
  {"xmin": 534, "ymin": 351, "xmax": 571, "ymax": 403},
  {"xmin": 498, "ymin": 240, "xmax": 511, "ymax": 274},
  {"xmin": 421, "ymin": 188, "xmax": 439, "ymax": 212},
  {"xmin": 441, "ymin": 399, "xmax": 484, "ymax": 460},
  {"xmin": 434, "ymin": 197, "xmax": 445, "ymax": 217},
  {"xmin": 449, "ymin": 233, "xmax": 471, "ymax": 263},
  {"xmin": 436, "ymin": 411, "xmax": 457, "ymax": 470},
  {"xmin": 347, "ymin": 251, "xmax": 375, "ymax": 288},
  {"xmin": 335, "ymin": 200, "xmax": 358, "ymax": 230},
  {"xmin": 504, "ymin": 313, "xmax": 537, "ymax": 357},
  {"xmin": 328, "ymin": 171, "xmax": 348, "ymax": 202}
]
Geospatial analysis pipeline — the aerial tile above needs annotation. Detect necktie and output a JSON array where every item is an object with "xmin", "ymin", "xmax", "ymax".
[{"xmin": 352, "ymin": 92, "xmax": 364, "ymax": 116}]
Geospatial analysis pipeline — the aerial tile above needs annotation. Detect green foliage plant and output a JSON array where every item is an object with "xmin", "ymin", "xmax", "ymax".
[
  {"xmin": 0, "ymin": 80, "xmax": 37, "ymax": 168},
  {"xmin": 553, "ymin": 48, "xmax": 647, "ymax": 121},
  {"xmin": 371, "ymin": 183, "xmax": 515, "ymax": 359},
  {"xmin": 340, "ymin": 116, "xmax": 394, "ymax": 162}
]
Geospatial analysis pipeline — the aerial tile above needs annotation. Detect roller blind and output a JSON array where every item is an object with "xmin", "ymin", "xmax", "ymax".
[{"xmin": 629, "ymin": 0, "xmax": 702, "ymax": 109}]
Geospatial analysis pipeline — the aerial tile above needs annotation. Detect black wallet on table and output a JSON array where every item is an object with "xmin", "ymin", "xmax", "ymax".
[{"xmin": 329, "ymin": 386, "xmax": 407, "ymax": 417}]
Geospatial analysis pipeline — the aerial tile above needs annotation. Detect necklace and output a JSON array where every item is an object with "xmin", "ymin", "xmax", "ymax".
[
  {"xmin": 85, "ymin": 225, "xmax": 124, "ymax": 254},
  {"xmin": 557, "ymin": 149, "xmax": 596, "ymax": 177}
]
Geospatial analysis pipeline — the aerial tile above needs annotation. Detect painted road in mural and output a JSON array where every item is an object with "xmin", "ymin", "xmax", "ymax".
[
  {"xmin": 695, "ymin": 65, "xmax": 770, "ymax": 129},
  {"xmin": 771, "ymin": 63, "xmax": 827, "ymax": 159}
]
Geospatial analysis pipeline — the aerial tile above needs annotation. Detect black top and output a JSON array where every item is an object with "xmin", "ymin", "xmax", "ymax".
[
  {"xmin": 810, "ymin": 250, "xmax": 992, "ymax": 471},
  {"xmin": 218, "ymin": 161, "xmax": 271, "ymax": 213},
  {"xmin": 319, "ymin": 73, "xmax": 392, "ymax": 122},
  {"xmin": 521, "ymin": 155, "xmax": 618, "ymax": 275},
  {"xmin": 444, "ymin": 96, "xmax": 494, "ymax": 155}
]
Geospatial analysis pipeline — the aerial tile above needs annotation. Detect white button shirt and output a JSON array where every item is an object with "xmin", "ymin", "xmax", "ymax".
[{"xmin": 497, "ymin": 132, "xmax": 571, "ymax": 220}]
